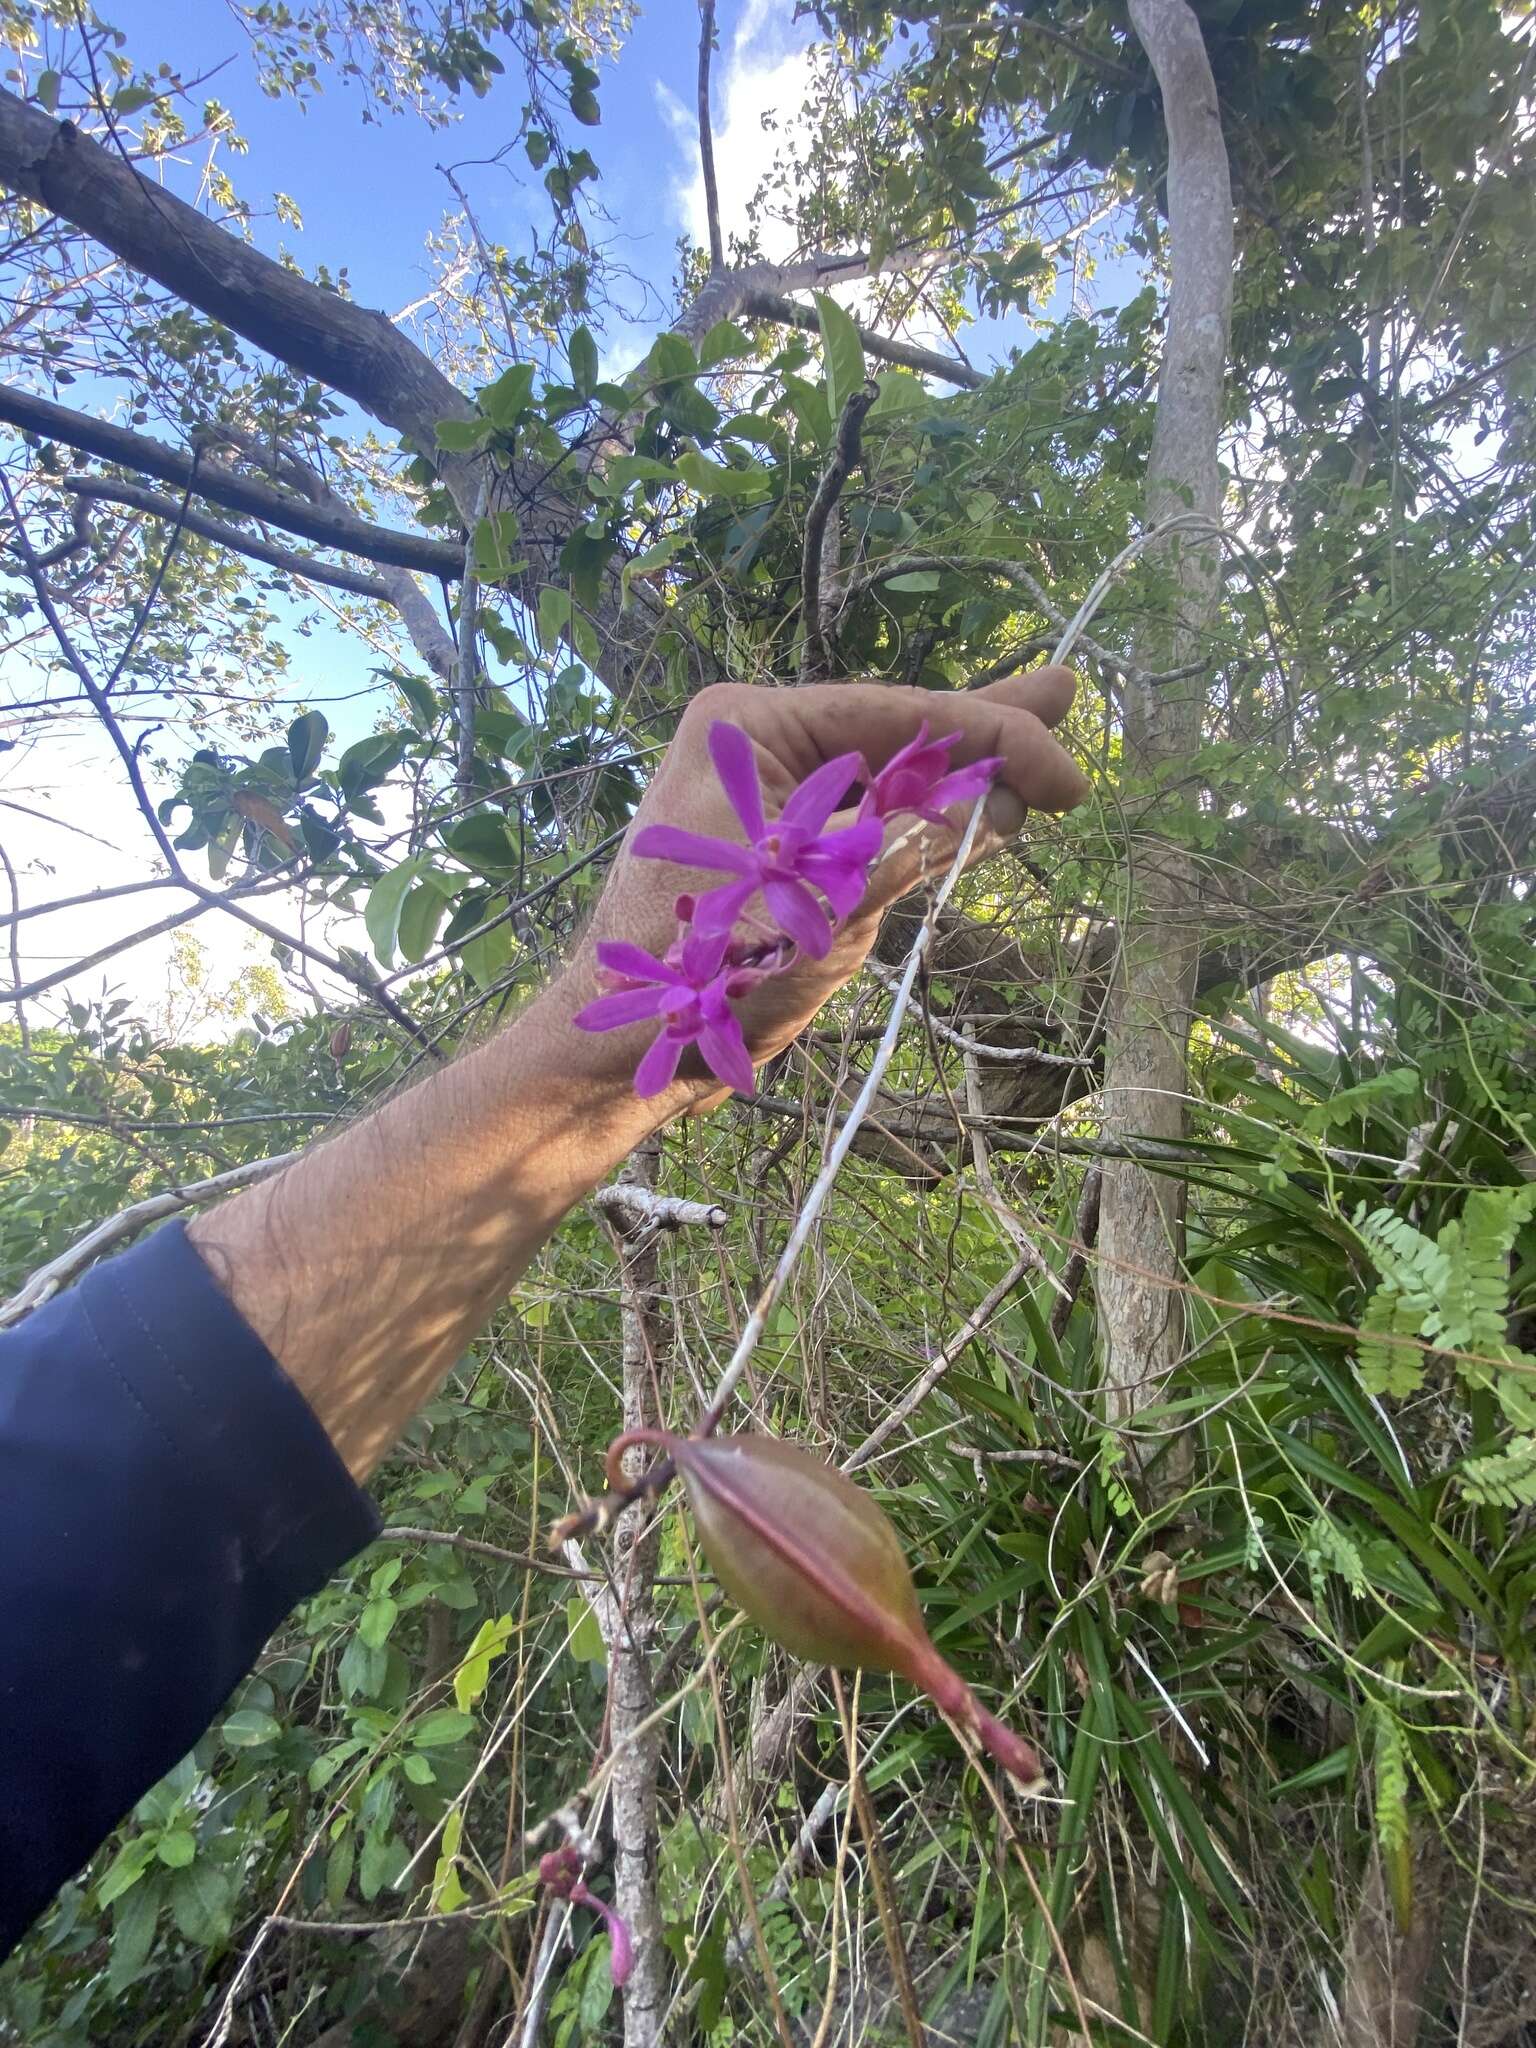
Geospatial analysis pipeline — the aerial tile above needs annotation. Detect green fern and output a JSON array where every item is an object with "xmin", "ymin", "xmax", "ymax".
[
  {"xmin": 1303, "ymin": 1512, "xmax": 1367, "ymax": 1594},
  {"xmin": 1354, "ymin": 1189, "xmax": 1535, "ymax": 1395},
  {"xmin": 1370, "ymin": 1702, "xmax": 1409, "ymax": 1855},
  {"xmin": 1458, "ymin": 1434, "xmax": 1536, "ymax": 1508}
]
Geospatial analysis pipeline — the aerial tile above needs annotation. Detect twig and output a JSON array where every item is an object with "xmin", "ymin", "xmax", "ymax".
[
  {"xmin": 591, "ymin": 1184, "xmax": 727, "ymax": 1231},
  {"xmin": 799, "ymin": 381, "xmax": 877, "ymax": 681},
  {"xmin": 1050, "ymin": 1163, "xmax": 1102, "ymax": 1338},
  {"xmin": 380, "ymin": 1526, "xmax": 601, "ymax": 1580},
  {"xmin": 697, "ymin": 0, "xmax": 724, "ymax": 271},
  {"xmin": 867, "ymin": 958, "xmax": 1094, "ymax": 1070},
  {"xmin": 843, "ymin": 1251, "xmax": 1037, "ymax": 1474},
  {"xmin": 0, "ymin": 1150, "xmax": 297, "ymax": 1326}
]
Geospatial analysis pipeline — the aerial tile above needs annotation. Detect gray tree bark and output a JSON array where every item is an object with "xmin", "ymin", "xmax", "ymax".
[{"xmin": 1097, "ymin": 0, "xmax": 1234, "ymax": 1417}]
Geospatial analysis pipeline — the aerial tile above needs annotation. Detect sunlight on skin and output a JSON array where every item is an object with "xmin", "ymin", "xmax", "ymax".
[{"xmin": 189, "ymin": 671, "xmax": 1086, "ymax": 1482}]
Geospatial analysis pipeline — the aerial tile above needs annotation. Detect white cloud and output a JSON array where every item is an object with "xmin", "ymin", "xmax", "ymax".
[{"xmin": 663, "ymin": 1, "xmax": 817, "ymax": 261}]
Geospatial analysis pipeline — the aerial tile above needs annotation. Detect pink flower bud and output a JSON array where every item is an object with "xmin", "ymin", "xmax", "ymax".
[{"xmin": 627, "ymin": 1430, "xmax": 1044, "ymax": 1790}]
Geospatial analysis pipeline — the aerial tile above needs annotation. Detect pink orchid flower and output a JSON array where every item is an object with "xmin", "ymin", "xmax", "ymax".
[
  {"xmin": 860, "ymin": 721, "xmax": 1003, "ymax": 824},
  {"xmin": 573, "ymin": 927, "xmax": 756, "ymax": 1098},
  {"xmin": 631, "ymin": 722, "xmax": 882, "ymax": 960}
]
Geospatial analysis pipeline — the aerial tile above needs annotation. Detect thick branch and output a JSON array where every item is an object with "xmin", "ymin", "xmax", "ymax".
[
  {"xmin": 0, "ymin": 382, "xmax": 463, "ymax": 576},
  {"xmin": 0, "ymin": 91, "xmax": 475, "ymax": 467}
]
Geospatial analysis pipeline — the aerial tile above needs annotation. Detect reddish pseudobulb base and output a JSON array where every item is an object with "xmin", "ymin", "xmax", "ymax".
[
  {"xmin": 607, "ymin": 1429, "xmax": 1044, "ymax": 1792},
  {"xmin": 575, "ymin": 719, "xmax": 1002, "ymax": 1099}
]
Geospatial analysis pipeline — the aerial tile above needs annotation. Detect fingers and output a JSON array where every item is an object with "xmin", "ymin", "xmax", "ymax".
[
  {"xmin": 972, "ymin": 665, "xmax": 1077, "ymax": 730},
  {"xmin": 762, "ymin": 669, "xmax": 1091, "ymax": 821}
]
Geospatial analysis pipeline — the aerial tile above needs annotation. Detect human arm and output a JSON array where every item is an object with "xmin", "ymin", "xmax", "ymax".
[{"xmin": 188, "ymin": 668, "xmax": 1087, "ymax": 1481}]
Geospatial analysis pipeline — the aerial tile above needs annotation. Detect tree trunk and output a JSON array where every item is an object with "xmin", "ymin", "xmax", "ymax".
[{"xmin": 1097, "ymin": 0, "xmax": 1234, "ymax": 1418}]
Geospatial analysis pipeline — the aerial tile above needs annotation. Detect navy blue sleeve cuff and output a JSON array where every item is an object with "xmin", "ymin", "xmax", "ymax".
[{"xmin": 0, "ymin": 1218, "xmax": 380, "ymax": 1955}]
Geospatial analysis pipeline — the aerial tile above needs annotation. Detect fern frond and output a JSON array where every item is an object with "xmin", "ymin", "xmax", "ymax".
[{"xmin": 1458, "ymin": 1434, "xmax": 1536, "ymax": 1508}]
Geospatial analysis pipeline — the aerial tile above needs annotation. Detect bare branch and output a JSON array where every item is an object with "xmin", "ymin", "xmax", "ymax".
[
  {"xmin": 799, "ymin": 381, "xmax": 877, "ymax": 681},
  {"xmin": 697, "ymin": 0, "xmax": 724, "ymax": 271},
  {"xmin": 0, "ymin": 382, "xmax": 464, "ymax": 577},
  {"xmin": 591, "ymin": 1184, "xmax": 728, "ymax": 1230}
]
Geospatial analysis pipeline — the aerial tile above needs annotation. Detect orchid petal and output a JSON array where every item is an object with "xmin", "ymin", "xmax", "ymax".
[
  {"xmin": 812, "ymin": 814, "xmax": 883, "ymax": 865},
  {"xmin": 798, "ymin": 852, "xmax": 869, "ymax": 917},
  {"xmin": 927, "ymin": 757, "xmax": 1002, "ymax": 810},
  {"xmin": 691, "ymin": 876, "xmax": 759, "ymax": 935},
  {"xmin": 632, "ymin": 823, "xmax": 755, "ymax": 875},
  {"xmin": 707, "ymin": 721, "xmax": 767, "ymax": 841},
  {"xmin": 763, "ymin": 877, "xmax": 833, "ymax": 958},
  {"xmin": 676, "ymin": 925, "xmax": 733, "ymax": 982},
  {"xmin": 573, "ymin": 986, "xmax": 668, "ymax": 1032},
  {"xmin": 697, "ymin": 1014, "xmax": 756, "ymax": 1095},
  {"xmin": 633, "ymin": 1027, "xmax": 687, "ymax": 1097},
  {"xmin": 594, "ymin": 939, "xmax": 679, "ymax": 986},
  {"xmin": 779, "ymin": 749, "xmax": 864, "ymax": 836}
]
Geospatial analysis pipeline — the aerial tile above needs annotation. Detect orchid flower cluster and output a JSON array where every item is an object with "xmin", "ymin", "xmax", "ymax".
[{"xmin": 574, "ymin": 719, "xmax": 1001, "ymax": 1097}]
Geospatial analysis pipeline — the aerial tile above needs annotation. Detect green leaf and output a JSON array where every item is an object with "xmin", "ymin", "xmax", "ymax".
[
  {"xmin": 403, "ymin": 1751, "xmax": 437, "ymax": 1786},
  {"xmin": 445, "ymin": 812, "xmax": 521, "ymax": 877},
  {"xmin": 37, "ymin": 70, "xmax": 60, "ymax": 114},
  {"xmin": 286, "ymin": 709, "xmax": 328, "ymax": 783},
  {"xmin": 414, "ymin": 1707, "xmax": 476, "ymax": 1747},
  {"xmin": 569, "ymin": 324, "xmax": 599, "ymax": 397},
  {"xmin": 479, "ymin": 362, "xmax": 537, "ymax": 428},
  {"xmin": 885, "ymin": 570, "xmax": 942, "ymax": 594},
  {"xmin": 453, "ymin": 1615, "xmax": 514, "ymax": 1711},
  {"xmin": 569, "ymin": 85, "xmax": 600, "ymax": 126},
  {"xmin": 648, "ymin": 332, "xmax": 698, "ymax": 383},
  {"xmin": 169, "ymin": 1863, "xmax": 233, "ymax": 1947},
  {"xmin": 108, "ymin": 1878, "xmax": 159, "ymax": 1991},
  {"xmin": 537, "ymin": 584, "xmax": 573, "ymax": 653},
  {"xmin": 222, "ymin": 1708, "xmax": 281, "ymax": 1749},
  {"xmin": 674, "ymin": 451, "xmax": 772, "ymax": 499},
  {"xmin": 97, "ymin": 1834, "xmax": 158, "ymax": 1907},
  {"xmin": 460, "ymin": 911, "xmax": 514, "ymax": 989},
  {"xmin": 436, "ymin": 416, "xmax": 494, "ymax": 452},
  {"xmin": 156, "ymin": 1829, "xmax": 196, "ymax": 1868},
  {"xmin": 398, "ymin": 877, "xmax": 453, "ymax": 964},
  {"xmin": 364, "ymin": 858, "xmax": 425, "ymax": 968},
  {"xmin": 358, "ymin": 1594, "xmax": 399, "ymax": 1650},
  {"xmin": 815, "ymin": 291, "xmax": 864, "ymax": 423},
  {"xmin": 698, "ymin": 319, "xmax": 750, "ymax": 369},
  {"xmin": 112, "ymin": 84, "xmax": 156, "ymax": 115},
  {"xmin": 566, "ymin": 1595, "xmax": 607, "ymax": 1666},
  {"xmin": 359, "ymin": 1830, "xmax": 408, "ymax": 1902},
  {"xmin": 325, "ymin": 1834, "xmax": 355, "ymax": 1911},
  {"xmin": 525, "ymin": 129, "xmax": 551, "ymax": 168}
]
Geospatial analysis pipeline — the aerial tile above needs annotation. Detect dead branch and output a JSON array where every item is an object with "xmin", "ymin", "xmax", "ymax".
[{"xmin": 799, "ymin": 380, "xmax": 877, "ymax": 681}]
